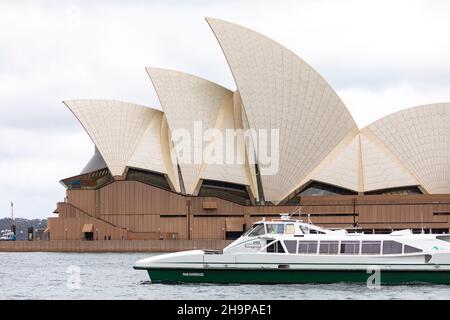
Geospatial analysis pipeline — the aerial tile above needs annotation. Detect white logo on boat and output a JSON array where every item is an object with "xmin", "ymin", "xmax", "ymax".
[
  {"xmin": 245, "ymin": 241, "xmax": 261, "ymax": 249},
  {"xmin": 182, "ymin": 272, "xmax": 204, "ymax": 277}
]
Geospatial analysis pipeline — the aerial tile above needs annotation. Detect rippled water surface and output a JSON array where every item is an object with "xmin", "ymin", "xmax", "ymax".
[{"xmin": 0, "ymin": 252, "xmax": 449, "ymax": 299}]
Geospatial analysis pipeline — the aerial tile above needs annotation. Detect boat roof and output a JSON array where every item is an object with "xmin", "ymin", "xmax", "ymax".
[{"xmin": 251, "ymin": 214, "xmax": 425, "ymax": 236}]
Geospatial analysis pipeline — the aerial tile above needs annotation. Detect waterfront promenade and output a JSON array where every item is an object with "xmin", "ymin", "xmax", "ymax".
[{"xmin": 0, "ymin": 240, "xmax": 232, "ymax": 252}]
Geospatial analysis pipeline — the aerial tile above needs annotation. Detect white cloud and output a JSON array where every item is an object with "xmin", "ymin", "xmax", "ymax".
[
  {"xmin": 0, "ymin": 127, "xmax": 92, "ymax": 218},
  {"xmin": 1, "ymin": 0, "xmax": 450, "ymax": 218}
]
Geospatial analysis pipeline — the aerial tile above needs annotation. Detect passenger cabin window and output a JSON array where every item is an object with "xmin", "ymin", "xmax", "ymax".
[
  {"xmin": 298, "ymin": 241, "xmax": 318, "ymax": 254},
  {"xmin": 340, "ymin": 241, "xmax": 360, "ymax": 255},
  {"xmin": 248, "ymin": 224, "xmax": 265, "ymax": 237},
  {"xmin": 266, "ymin": 240, "xmax": 285, "ymax": 253},
  {"xmin": 382, "ymin": 241, "xmax": 403, "ymax": 254},
  {"xmin": 266, "ymin": 224, "xmax": 285, "ymax": 234},
  {"xmin": 361, "ymin": 241, "xmax": 381, "ymax": 255},
  {"xmin": 284, "ymin": 240, "xmax": 297, "ymax": 253},
  {"xmin": 404, "ymin": 244, "xmax": 422, "ymax": 253},
  {"xmin": 319, "ymin": 241, "xmax": 339, "ymax": 254},
  {"xmin": 285, "ymin": 224, "xmax": 295, "ymax": 234}
]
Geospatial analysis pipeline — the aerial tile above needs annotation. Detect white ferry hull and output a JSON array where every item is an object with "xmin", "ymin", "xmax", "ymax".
[{"xmin": 134, "ymin": 250, "xmax": 450, "ymax": 284}]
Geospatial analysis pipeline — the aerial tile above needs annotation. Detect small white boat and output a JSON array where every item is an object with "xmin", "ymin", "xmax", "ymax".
[
  {"xmin": 134, "ymin": 215, "xmax": 450, "ymax": 284},
  {"xmin": 0, "ymin": 230, "xmax": 16, "ymax": 241}
]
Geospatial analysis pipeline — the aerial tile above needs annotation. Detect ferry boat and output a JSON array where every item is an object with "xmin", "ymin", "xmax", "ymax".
[
  {"xmin": 0, "ymin": 230, "xmax": 16, "ymax": 241},
  {"xmin": 134, "ymin": 214, "xmax": 450, "ymax": 284}
]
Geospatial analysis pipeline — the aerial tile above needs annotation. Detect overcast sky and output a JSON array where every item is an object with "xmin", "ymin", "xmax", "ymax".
[{"xmin": 1, "ymin": 0, "xmax": 450, "ymax": 219}]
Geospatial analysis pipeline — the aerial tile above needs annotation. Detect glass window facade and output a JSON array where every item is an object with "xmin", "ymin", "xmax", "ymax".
[
  {"xmin": 404, "ymin": 244, "xmax": 422, "ymax": 253},
  {"xmin": 340, "ymin": 241, "xmax": 360, "ymax": 255},
  {"xmin": 284, "ymin": 240, "xmax": 297, "ymax": 254},
  {"xmin": 319, "ymin": 241, "xmax": 339, "ymax": 254},
  {"xmin": 298, "ymin": 241, "xmax": 318, "ymax": 254},
  {"xmin": 266, "ymin": 224, "xmax": 285, "ymax": 234},
  {"xmin": 382, "ymin": 241, "xmax": 403, "ymax": 254},
  {"xmin": 361, "ymin": 241, "xmax": 381, "ymax": 255},
  {"xmin": 266, "ymin": 240, "xmax": 285, "ymax": 253}
]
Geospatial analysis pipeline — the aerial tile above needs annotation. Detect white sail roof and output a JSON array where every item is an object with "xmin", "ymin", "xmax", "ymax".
[
  {"xmin": 207, "ymin": 17, "xmax": 358, "ymax": 202},
  {"xmin": 359, "ymin": 129, "xmax": 419, "ymax": 192},
  {"xmin": 64, "ymin": 99, "xmax": 179, "ymax": 190},
  {"xmin": 366, "ymin": 103, "xmax": 450, "ymax": 193},
  {"xmin": 63, "ymin": 19, "xmax": 450, "ymax": 200},
  {"xmin": 312, "ymin": 133, "xmax": 361, "ymax": 193},
  {"xmin": 147, "ymin": 67, "xmax": 255, "ymax": 195}
]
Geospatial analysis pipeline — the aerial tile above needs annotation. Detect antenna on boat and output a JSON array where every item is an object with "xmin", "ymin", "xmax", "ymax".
[
  {"xmin": 289, "ymin": 197, "xmax": 305, "ymax": 222},
  {"xmin": 289, "ymin": 205, "xmax": 302, "ymax": 220}
]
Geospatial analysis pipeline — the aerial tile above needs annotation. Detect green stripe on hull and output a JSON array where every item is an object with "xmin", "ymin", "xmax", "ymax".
[{"xmin": 143, "ymin": 268, "xmax": 450, "ymax": 285}]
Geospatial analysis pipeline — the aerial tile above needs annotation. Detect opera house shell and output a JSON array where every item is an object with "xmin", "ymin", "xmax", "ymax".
[{"xmin": 48, "ymin": 18, "xmax": 450, "ymax": 242}]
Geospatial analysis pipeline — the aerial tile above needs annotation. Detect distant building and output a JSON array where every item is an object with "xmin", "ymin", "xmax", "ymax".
[{"xmin": 47, "ymin": 18, "xmax": 450, "ymax": 241}]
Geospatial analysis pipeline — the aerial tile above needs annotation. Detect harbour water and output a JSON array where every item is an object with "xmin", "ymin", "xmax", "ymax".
[{"xmin": 0, "ymin": 252, "xmax": 449, "ymax": 300}]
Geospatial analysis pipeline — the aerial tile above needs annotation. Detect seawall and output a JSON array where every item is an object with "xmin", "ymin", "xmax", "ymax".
[{"xmin": 0, "ymin": 240, "xmax": 232, "ymax": 253}]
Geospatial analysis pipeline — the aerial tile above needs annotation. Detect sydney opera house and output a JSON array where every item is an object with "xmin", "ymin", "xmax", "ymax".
[{"xmin": 47, "ymin": 18, "xmax": 450, "ymax": 241}]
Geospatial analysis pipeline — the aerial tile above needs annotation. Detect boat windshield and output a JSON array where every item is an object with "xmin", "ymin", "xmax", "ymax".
[
  {"xmin": 266, "ymin": 223, "xmax": 285, "ymax": 234},
  {"xmin": 246, "ymin": 224, "xmax": 266, "ymax": 237}
]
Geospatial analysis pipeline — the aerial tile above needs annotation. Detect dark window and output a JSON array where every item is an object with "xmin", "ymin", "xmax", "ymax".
[
  {"xmin": 61, "ymin": 168, "xmax": 112, "ymax": 190},
  {"xmin": 266, "ymin": 241, "xmax": 285, "ymax": 253},
  {"xmin": 340, "ymin": 241, "xmax": 360, "ymax": 255},
  {"xmin": 284, "ymin": 240, "xmax": 297, "ymax": 254},
  {"xmin": 84, "ymin": 232, "xmax": 94, "ymax": 241},
  {"xmin": 126, "ymin": 168, "xmax": 171, "ymax": 190},
  {"xmin": 361, "ymin": 241, "xmax": 381, "ymax": 255},
  {"xmin": 266, "ymin": 241, "xmax": 275, "ymax": 253},
  {"xmin": 198, "ymin": 179, "xmax": 251, "ymax": 206},
  {"xmin": 298, "ymin": 241, "xmax": 318, "ymax": 254},
  {"xmin": 382, "ymin": 241, "xmax": 403, "ymax": 254},
  {"xmin": 276, "ymin": 241, "xmax": 285, "ymax": 253},
  {"xmin": 285, "ymin": 181, "xmax": 357, "ymax": 204},
  {"xmin": 412, "ymin": 229, "xmax": 431, "ymax": 234},
  {"xmin": 374, "ymin": 229, "xmax": 393, "ymax": 234},
  {"xmin": 404, "ymin": 244, "xmax": 422, "ymax": 253},
  {"xmin": 437, "ymin": 235, "xmax": 450, "ymax": 242},
  {"xmin": 248, "ymin": 224, "xmax": 265, "ymax": 237},
  {"xmin": 433, "ymin": 228, "xmax": 450, "ymax": 234},
  {"xmin": 319, "ymin": 241, "xmax": 339, "ymax": 255},
  {"xmin": 365, "ymin": 186, "xmax": 422, "ymax": 195}
]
